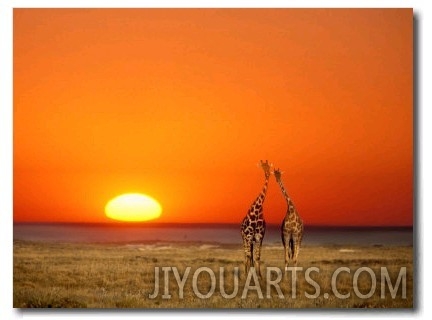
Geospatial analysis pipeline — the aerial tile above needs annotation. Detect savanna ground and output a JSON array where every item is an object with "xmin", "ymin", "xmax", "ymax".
[{"xmin": 13, "ymin": 240, "xmax": 413, "ymax": 308}]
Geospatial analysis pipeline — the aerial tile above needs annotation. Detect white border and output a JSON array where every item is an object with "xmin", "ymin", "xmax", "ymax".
[
  {"xmin": 5, "ymin": 0, "xmax": 420, "ymax": 8},
  {"xmin": 2, "ymin": 1, "xmax": 430, "ymax": 319}
]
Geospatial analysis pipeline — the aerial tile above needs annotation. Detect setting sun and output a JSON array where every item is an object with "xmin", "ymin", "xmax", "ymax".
[{"xmin": 105, "ymin": 193, "xmax": 162, "ymax": 222}]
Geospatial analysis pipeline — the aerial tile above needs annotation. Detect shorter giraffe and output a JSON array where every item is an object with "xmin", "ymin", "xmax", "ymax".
[
  {"xmin": 273, "ymin": 168, "xmax": 304, "ymax": 267},
  {"xmin": 241, "ymin": 160, "xmax": 272, "ymax": 278}
]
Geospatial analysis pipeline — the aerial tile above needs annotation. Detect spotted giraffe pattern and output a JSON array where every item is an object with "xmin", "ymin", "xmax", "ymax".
[
  {"xmin": 241, "ymin": 160, "xmax": 272, "ymax": 278},
  {"xmin": 274, "ymin": 169, "xmax": 304, "ymax": 267}
]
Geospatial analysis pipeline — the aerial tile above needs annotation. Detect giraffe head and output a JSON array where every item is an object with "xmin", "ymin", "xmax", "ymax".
[
  {"xmin": 273, "ymin": 168, "xmax": 283, "ymax": 182},
  {"xmin": 259, "ymin": 160, "xmax": 273, "ymax": 178}
]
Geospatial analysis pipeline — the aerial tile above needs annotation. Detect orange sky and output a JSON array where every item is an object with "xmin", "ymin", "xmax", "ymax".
[{"xmin": 13, "ymin": 8, "xmax": 413, "ymax": 226}]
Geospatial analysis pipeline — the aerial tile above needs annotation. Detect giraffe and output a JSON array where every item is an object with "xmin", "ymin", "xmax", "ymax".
[
  {"xmin": 273, "ymin": 168, "xmax": 304, "ymax": 267},
  {"xmin": 240, "ymin": 160, "xmax": 272, "ymax": 278}
]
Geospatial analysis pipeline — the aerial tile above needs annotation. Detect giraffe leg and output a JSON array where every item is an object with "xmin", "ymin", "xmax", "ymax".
[
  {"xmin": 284, "ymin": 245, "xmax": 289, "ymax": 269},
  {"xmin": 292, "ymin": 234, "xmax": 301, "ymax": 265},
  {"xmin": 282, "ymin": 234, "xmax": 290, "ymax": 268},
  {"xmin": 242, "ymin": 237, "xmax": 252, "ymax": 277},
  {"xmin": 252, "ymin": 238, "xmax": 263, "ymax": 278}
]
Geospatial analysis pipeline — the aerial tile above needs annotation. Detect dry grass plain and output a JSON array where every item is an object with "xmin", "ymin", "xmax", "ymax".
[{"xmin": 13, "ymin": 240, "xmax": 413, "ymax": 308}]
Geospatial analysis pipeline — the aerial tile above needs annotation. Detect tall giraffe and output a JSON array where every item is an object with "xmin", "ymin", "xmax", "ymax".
[
  {"xmin": 241, "ymin": 160, "xmax": 272, "ymax": 278},
  {"xmin": 274, "ymin": 168, "xmax": 304, "ymax": 267}
]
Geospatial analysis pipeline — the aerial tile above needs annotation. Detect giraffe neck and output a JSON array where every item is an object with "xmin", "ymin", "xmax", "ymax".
[
  {"xmin": 276, "ymin": 178, "xmax": 295, "ymax": 214},
  {"xmin": 258, "ymin": 173, "xmax": 270, "ymax": 203},
  {"xmin": 249, "ymin": 173, "xmax": 270, "ymax": 216}
]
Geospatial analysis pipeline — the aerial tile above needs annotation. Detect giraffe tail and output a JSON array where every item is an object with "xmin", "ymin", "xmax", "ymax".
[{"xmin": 289, "ymin": 237, "xmax": 294, "ymax": 258}]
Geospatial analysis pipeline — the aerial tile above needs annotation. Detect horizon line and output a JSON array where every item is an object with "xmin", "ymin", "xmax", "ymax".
[{"xmin": 13, "ymin": 221, "xmax": 413, "ymax": 229}]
